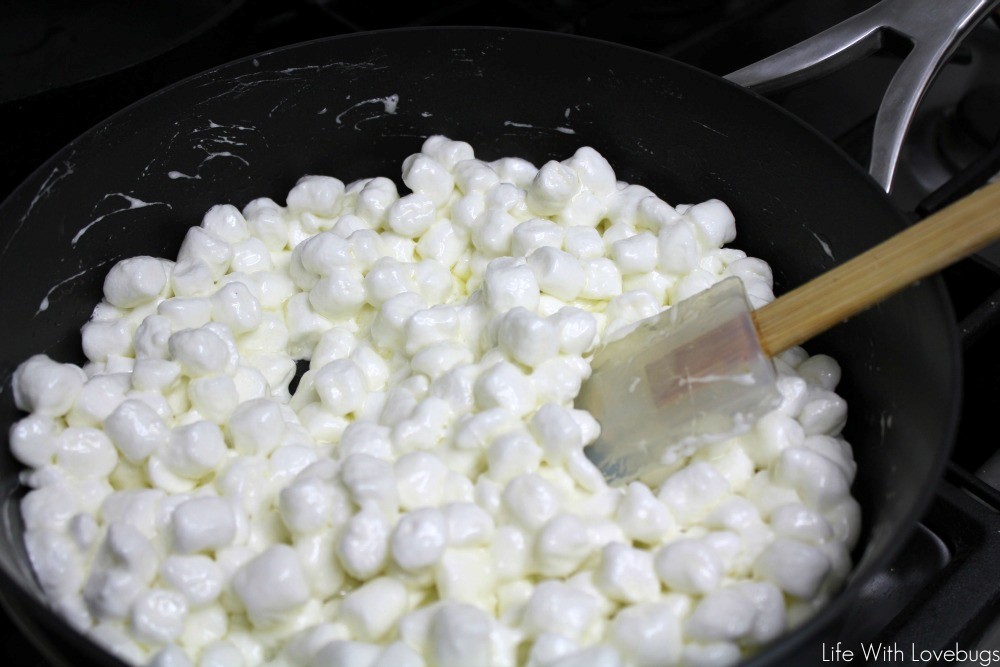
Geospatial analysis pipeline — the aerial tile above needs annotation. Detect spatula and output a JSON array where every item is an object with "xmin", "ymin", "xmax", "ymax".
[{"xmin": 579, "ymin": 180, "xmax": 1000, "ymax": 485}]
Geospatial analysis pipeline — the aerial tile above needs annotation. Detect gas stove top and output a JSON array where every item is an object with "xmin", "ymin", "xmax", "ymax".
[{"xmin": 2, "ymin": 1, "xmax": 999, "ymax": 665}]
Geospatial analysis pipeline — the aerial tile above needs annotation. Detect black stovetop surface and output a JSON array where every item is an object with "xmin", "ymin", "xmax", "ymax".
[{"xmin": 2, "ymin": 1, "xmax": 999, "ymax": 665}]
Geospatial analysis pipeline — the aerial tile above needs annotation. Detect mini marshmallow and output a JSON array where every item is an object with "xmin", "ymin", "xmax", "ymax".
[
  {"xmin": 521, "ymin": 581, "xmax": 598, "ymax": 640},
  {"xmin": 497, "ymin": 308, "xmax": 559, "ymax": 368},
  {"xmin": 423, "ymin": 135, "xmax": 476, "ymax": 171},
  {"xmin": 131, "ymin": 588, "xmax": 189, "ymax": 645},
  {"xmin": 658, "ymin": 462, "xmax": 730, "ymax": 525},
  {"xmin": 65, "ymin": 374, "xmax": 130, "ymax": 427},
  {"xmin": 232, "ymin": 544, "xmax": 311, "ymax": 627},
  {"xmin": 9, "ymin": 414, "xmax": 59, "ymax": 468},
  {"xmin": 394, "ymin": 451, "xmax": 449, "ymax": 510},
  {"xmin": 773, "ymin": 446, "xmax": 851, "ymax": 512},
  {"xmin": 337, "ymin": 506, "xmax": 390, "ymax": 580},
  {"xmin": 443, "ymin": 502, "xmax": 494, "ymax": 548},
  {"xmin": 404, "ymin": 305, "xmax": 462, "ymax": 356},
  {"xmin": 341, "ymin": 453, "xmax": 398, "ymax": 514},
  {"xmin": 579, "ymin": 258, "xmax": 623, "ymax": 300},
  {"xmin": 684, "ymin": 588, "xmax": 757, "ymax": 642},
  {"xmin": 686, "ymin": 199, "xmax": 736, "ymax": 249},
  {"xmin": 564, "ymin": 225, "xmax": 604, "ymax": 259},
  {"xmin": 230, "ymin": 237, "xmax": 272, "ymax": 273},
  {"xmin": 391, "ymin": 507, "xmax": 448, "ymax": 572},
  {"xmin": 160, "ymin": 422, "xmax": 225, "ymax": 482},
  {"xmin": 797, "ymin": 390, "xmax": 848, "ymax": 436},
  {"xmin": 160, "ymin": 555, "xmax": 224, "ymax": 608},
  {"xmin": 210, "ymin": 282, "xmax": 262, "ymax": 335},
  {"xmin": 654, "ymin": 538, "xmax": 724, "ymax": 595},
  {"xmin": 482, "ymin": 258, "xmax": 540, "ymax": 313},
  {"xmin": 287, "ymin": 175, "xmax": 345, "ymax": 217},
  {"xmin": 104, "ymin": 256, "xmax": 169, "ymax": 308},
  {"xmin": 13, "ymin": 355, "xmax": 87, "ymax": 417},
  {"xmin": 512, "ymin": 219, "xmax": 564, "ymax": 258},
  {"xmin": 429, "ymin": 603, "xmax": 494, "ymax": 667},
  {"xmin": 133, "ymin": 314, "xmax": 173, "ymax": 360},
  {"xmin": 170, "ymin": 496, "xmax": 236, "ymax": 554},
  {"xmin": 402, "ymin": 154, "xmax": 455, "ymax": 207},
  {"xmin": 616, "ymin": 482, "xmax": 676, "ymax": 545},
  {"xmin": 310, "ymin": 267, "xmax": 367, "ymax": 320},
  {"xmin": 657, "ymin": 221, "xmax": 700, "ymax": 276},
  {"xmin": 188, "ymin": 375, "xmax": 239, "ymax": 424},
  {"xmin": 370, "ymin": 291, "xmax": 427, "ymax": 351},
  {"xmin": 434, "ymin": 547, "xmax": 496, "ymax": 608},
  {"xmin": 227, "ymin": 398, "xmax": 285, "ymax": 455},
  {"xmin": 474, "ymin": 361, "xmax": 537, "ymax": 417},
  {"xmin": 314, "ymin": 359, "xmax": 367, "ymax": 416},
  {"xmin": 104, "ymin": 399, "xmax": 169, "ymax": 463},
  {"xmin": 355, "ymin": 177, "xmax": 399, "ymax": 227},
  {"xmin": 611, "ymin": 233, "xmax": 658, "ymax": 275},
  {"xmin": 158, "ymin": 297, "xmax": 213, "ymax": 331},
  {"xmin": 178, "ymin": 227, "xmax": 233, "ymax": 280},
  {"xmin": 24, "ymin": 528, "xmax": 85, "ymax": 599},
  {"xmin": 487, "ymin": 431, "xmax": 543, "ymax": 484},
  {"xmin": 473, "ymin": 209, "xmax": 519, "ymax": 258},
  {"xmin": 202, "ymin": 204, "xmax": 250, "ymax": 244},
  {"xmin": 525, "ymin": 246, "xmax": 585, "ymax": 302},
  {"xmin": 387, "ymin": 194, "xmax": 437, "ymax": 239},
  {"xmin": 168, "ymin": 328, "xmax": 230, "ymax": 377},
  {"xmin": 341, "ymin": 577, "xmax": 410, "ymax": 641},
  {"xmin": 56, "ymin": 427, "xmax": 119, "ymax": 479},
  {"xmin": 502, "ymin": 474, "xmax": 561, "ymax": 531},
  {"xmin": 527, "ymin": 161, "xmax": 580, "ymax": 217},
  {"xmin": 170, "ymin": 259, "xmax": 216, "ymax": 297},
  {"xmin": 535, "ymin": 514, "xmax": 592, "ymax": 577},
  {"xmin": 595, "ymin": 543, "xmax": 660, "ymax": 603},
  {"xmin": 610, "ymin": 602, "xmax": 683, "ymax": 667},
  {"xmin": 753, "ymin": 538, "xmax": 831, "ymax": 599}
]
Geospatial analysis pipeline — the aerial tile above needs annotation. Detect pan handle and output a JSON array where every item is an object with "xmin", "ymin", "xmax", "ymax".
[{"xmin": 725, "ymin": 0, "xmax": 999, "ymax": 194}]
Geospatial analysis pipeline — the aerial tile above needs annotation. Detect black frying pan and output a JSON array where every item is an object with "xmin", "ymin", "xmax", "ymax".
[{"xmin": 0, "ymin": 28, "xmax": 959, "ymax": 666}]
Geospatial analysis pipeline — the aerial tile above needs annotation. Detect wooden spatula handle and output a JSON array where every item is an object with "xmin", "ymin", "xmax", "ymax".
[{"xmin": 751, "ymin": 180, "xmax": 1000, "ymax": 358}]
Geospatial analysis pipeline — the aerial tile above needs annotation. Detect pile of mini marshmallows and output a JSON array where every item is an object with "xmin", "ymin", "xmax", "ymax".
[{"xmin": 10, "ymin": 136, "xmax": 860, "ymax": 667}]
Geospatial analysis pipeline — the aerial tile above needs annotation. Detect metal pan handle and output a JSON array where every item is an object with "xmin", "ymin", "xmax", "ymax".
[{"xmin": 726, "ymin": 0, "xmax": 999, "ymax": 193}]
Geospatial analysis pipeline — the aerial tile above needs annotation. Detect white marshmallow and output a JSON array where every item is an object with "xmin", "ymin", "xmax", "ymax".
[
  {"xmin": 355, "ymin": 177, "xmax": 399, "ymax": 228},
  {"xmin": 170, "ymin": 496, "xmax": 236, "ymax": 554},
  {"xmin": 595, "ymin": 542, "xmax": 660, "ymax": 603},
  {"xmin": 654, "ymin": 538, "xmax": 724, "ymax": 595},
  {"xmin": 402, "ymin": 154, "xmax": 455, "ymax": 207},
  {"xmin": 535, "ymin": 514, "xmax": 591, "ymax": 577},
  {"xmin": 232, "ymin": 544, "xmax": 311, "ymax": 627},
  {"xmin": 521, "ymin": 581, "xmax": 598, "ymax": 640},
  {"xmin": 130, "ymin": 588, "xmax": 188, "ymax": 645},
  {"xmin": 753, "ymin": 538, "xmax": 831, "ymax": 599},
  {"xmin": 610, "ymin": 602, "xmax": 683, "ymax": 667},
  {"xmin": 56, "ymin": 427, "xmax": 118, "ymax": 479},
  {"xmin": 202, "ymin": 204, "xmax": 249, "ymax": 244},
  {"xmin": 210, "ymin": 282, "xmax": 262, "ymax": 335},
  {"xmin": 392, "ymin": 507, "xmax": 448, "ymax": 572},
  {"xmin": 341, "ymin": 576, "xmax": 410, "ymax": 641},
  {"xmin": 527, "ymin": 161, "xmax": 580, "ymax": 217},
  {"xmin": 104, "ymin": 256, "xmax": 169, "ymax": 308},
  {"xmin": 287, "ymin": 175, "xmax": 345, "ymax": 217},
  {"xmin": 337, "ymin": 506, "xmax": 390, "ymax": 580},
  {"xmin": 387, "ymin": 194, "xmax": 437, "ymax": 239},
  {"xmin": 13, "ymin": 355, "xmax": 86, "ymax": 417},
  {"xmin": 161, "ymin": 421, "xmax": 226, "ymax": 480},
  {"xmin": 160, "ymin": 555, "xmax": 224, "ymax": 608},
  {"xmin": 104, "ymin": 399, "xmax": 169, "ymax": 463}
]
